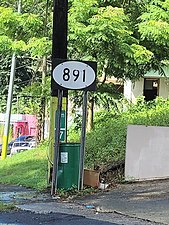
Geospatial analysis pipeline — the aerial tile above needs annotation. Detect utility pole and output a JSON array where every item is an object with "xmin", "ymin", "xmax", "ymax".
[
  {"xmin": 1, "ymin": 0, "xmax": 22, "ymax": 160},
  {"xmin": 49, "ymin": 0, "xmax": 68, "ymax": 193},
  {"xmin": 51, "ymin": 0, "xmax": 68, "ymax": 61}
]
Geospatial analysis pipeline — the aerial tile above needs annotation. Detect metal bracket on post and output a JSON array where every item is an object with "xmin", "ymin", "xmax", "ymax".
[
  {"xmin": 51, "ymin": 89, "xmax": 63, "ymax": 196},
  {"xmin": 79, "ymin": 90, "xmax": 88, "ymax": 190}
]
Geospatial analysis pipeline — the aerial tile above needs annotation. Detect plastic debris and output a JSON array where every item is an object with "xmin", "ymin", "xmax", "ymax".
[{"xmin": 85, "ymin": 205, "xmax": 95, "ymax": 209}]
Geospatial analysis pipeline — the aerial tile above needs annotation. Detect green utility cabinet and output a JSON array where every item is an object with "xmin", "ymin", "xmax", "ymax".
[{"xmin": 57, "ymin": 143, "xmax": 80, "ymax": 190}]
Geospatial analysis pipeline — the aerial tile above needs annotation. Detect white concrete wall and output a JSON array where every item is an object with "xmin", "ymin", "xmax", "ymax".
[
  {"xmin": 124, "ymin": 79, "xmax": 144, "ymax": 103},
  {"xmin": 124, "ymin": 77, "xmax": 169, "ymax": 102},
  {"xmin": 159, "ymin": 78, "xmax": 169, "ymax": 98},
  {"xmin": 132, "ymin": 79, "xmax": 144, "ymax": 101},
  {"xmin": 123, "ymin": 80, "xmax": 132, "ymax": 101},
  {"xmin": 125, "ymin": 125, "xmax": 169, "ymax": 181}
]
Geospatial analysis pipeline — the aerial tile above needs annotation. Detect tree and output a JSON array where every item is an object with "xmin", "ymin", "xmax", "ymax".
[
  {"xmin": 0, "ymin": 5, "xmax": 51, "ymax": 93},
  {"xmin": 0, "ymin": 3, "xmax": 52, "ymax": 141},
  {"xmin": 138, "ymin": 0, "xmax": 169, "ymax": 71},
  {"xmin": 69, "ymin": 0, "xmax": 153, "ymax": 80},
  {"xmin": 2, "ymin": 0, "xmax": 166, "ymax": 133},
  {"xmin": 68, "ymin": 0, "xmax": 154, "ymax": 130}
]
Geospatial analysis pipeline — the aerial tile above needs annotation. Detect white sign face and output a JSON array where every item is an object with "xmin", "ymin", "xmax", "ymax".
[
  {"xmin": 53, "ymin": 61, "xmax": 96, "ymax": 90},
  {"xmin": 61, "ymin": 152, "xmax": 68, "ymax": 164}
]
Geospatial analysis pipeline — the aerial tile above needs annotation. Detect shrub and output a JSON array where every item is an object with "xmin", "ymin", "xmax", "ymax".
[{"xmin": 85, "ymin": 97, "xmax": 169, "ymax": 168}]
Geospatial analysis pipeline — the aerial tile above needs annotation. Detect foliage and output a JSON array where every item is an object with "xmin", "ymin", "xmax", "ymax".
[
  {"xmin": 69, "ymin": 83, "xmax": 124, "ymax": 129},
  {"xmin": 0, "ymin": 54, "xmax": 44, "ymax": 113},
  {"xmin": 0, "ymin": 6, "xmax": 51, "ymax": 55},
  {"xmin": 1, "ymin": 0, "xmax": 169, "ymax": 142},
  {"xmin": 0, "ymin": 202, "xmax": 16, "ymax": 212},
  {"xmin": 139, "ymin": 0, "xmax": 169, "ymax": 45},
  {"xmin": 1, "ymin": 0, "xmax": 168, "ymax": 120},
  {"xmin": 0, "ymin": 3, "xmax": 51, "ymax": 113},
  {"xmin": 69, "ymin": 0, "xmax": 153, "ymax": 80},
  {"xmin": 13, "ymin": 76, "xmax": 50, "ymax": 115},
  {"xmin": 56, "ymin": 186, "xmax": 97, "ymax": 199},
  {"xmin": 27, "ymin": 37, "xmax": 51, "ymax": 58},
  {"xmin": 138, "ymin": 0, "xmax": 169, "ymax": 69},
  {"xmin": 67, "ymin": 0, "xmax": 154, "ymax": 127},
  {"xmin": 85, "ymin": 97, "xmax": 169, "ymax": 168}
]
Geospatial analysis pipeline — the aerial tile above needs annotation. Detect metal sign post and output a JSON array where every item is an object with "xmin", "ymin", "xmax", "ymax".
[
  {"xmin": 51, "ymin": 89, "xmax": 63, "ymax": 195},
  {"xmin": 79, "ymin": 90, "xmax": 88, "ymax": 190},
  {"xmin": 51, "ymin": 59, "xmax": 96, "ymax": 193}
]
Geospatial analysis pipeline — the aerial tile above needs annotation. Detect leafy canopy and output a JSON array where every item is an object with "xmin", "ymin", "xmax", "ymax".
[
  {"xmin": 69, "ymin": 0, "xmax": 154, "ymax": 80},
  {"xmin": 0, "ymin": 6, "xmax": 51, "ymax": 56},
  {"xmin": 138, "ymin": 0, "xmax": 169, "ymax": 68}
]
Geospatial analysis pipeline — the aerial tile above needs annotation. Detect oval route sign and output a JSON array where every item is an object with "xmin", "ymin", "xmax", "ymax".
[{"xmin": 53, "ymin": 61, "xmax": 96, "ymax": 90}]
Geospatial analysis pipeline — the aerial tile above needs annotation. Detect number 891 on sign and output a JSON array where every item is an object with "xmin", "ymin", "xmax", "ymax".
[{"xmin": 53, "ymin": 60, "xmax": 96, "ymax": 90}]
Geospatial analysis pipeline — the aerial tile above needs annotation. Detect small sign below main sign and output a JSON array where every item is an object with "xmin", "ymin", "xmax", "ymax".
[
  {"xmin": 55, "ymin": 110, "xmax": 66, "ymax": 142},
  {"xmin": 52, "ymin": 60, "xmax": 96, "ymax": 91}
]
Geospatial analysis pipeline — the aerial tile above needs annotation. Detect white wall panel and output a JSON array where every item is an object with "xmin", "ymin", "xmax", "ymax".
[{"xmin": 125, "ymin": 125, "xmax": 169, "ymax": 181}]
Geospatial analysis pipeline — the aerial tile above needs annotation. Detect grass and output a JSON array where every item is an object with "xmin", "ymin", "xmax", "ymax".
[
  {"xmin": 0, "ymin": 202, "xmax": 16, "ymax": 211},
  {"xmin": 0, "ymin": 143, "xmax": 48, "ymax": 191},
  {"xmin": 0, "ymin": 143, "xmax": 99, "ymax": 199}
]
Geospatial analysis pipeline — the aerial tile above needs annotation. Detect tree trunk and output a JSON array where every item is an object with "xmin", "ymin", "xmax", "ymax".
[
  {"xmin": 38, "ymin": 56, "xmax": 47, "ymax": 142},
  {"xmin": 87, "ymin": 98, "xmax": 94, "ymax": 132}
]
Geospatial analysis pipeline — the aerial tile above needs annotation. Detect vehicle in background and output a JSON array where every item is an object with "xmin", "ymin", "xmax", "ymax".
[
  {"xmin": 10, "ymin": 141, "xmax": 34, "ymax": 156},
  {"xmin": 0, "ymin": 135, "xmax": 36, "ymax": 155}
]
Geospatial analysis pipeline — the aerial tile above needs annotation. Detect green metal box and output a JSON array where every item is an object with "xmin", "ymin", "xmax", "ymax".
[{"xmin": 57, "ymin": 143, "xmax": 80, "ymax": 190}]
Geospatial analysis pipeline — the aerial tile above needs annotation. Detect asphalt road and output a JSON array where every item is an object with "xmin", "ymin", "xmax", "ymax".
[
  {"xmin": 75, "ymin": 179, "xmax": 169, "ymax": 224},
  {"xmin": 0, "ymin": 211, "xmax": 118, "ymax": 225},
  {"xmin": 1, "ymin": 180, "xmax": 169, "ymax": 225}
]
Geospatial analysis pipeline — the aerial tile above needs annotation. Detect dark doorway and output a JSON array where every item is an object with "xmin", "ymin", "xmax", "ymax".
[{"xmin": 143, "ymin": 78, "xmax": 159, "ymax": 101}]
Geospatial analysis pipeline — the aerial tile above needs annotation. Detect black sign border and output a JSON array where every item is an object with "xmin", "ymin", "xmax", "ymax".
[{"xmin": 51, "ymin": 59, "xmax": 97, "ymax": 95}]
